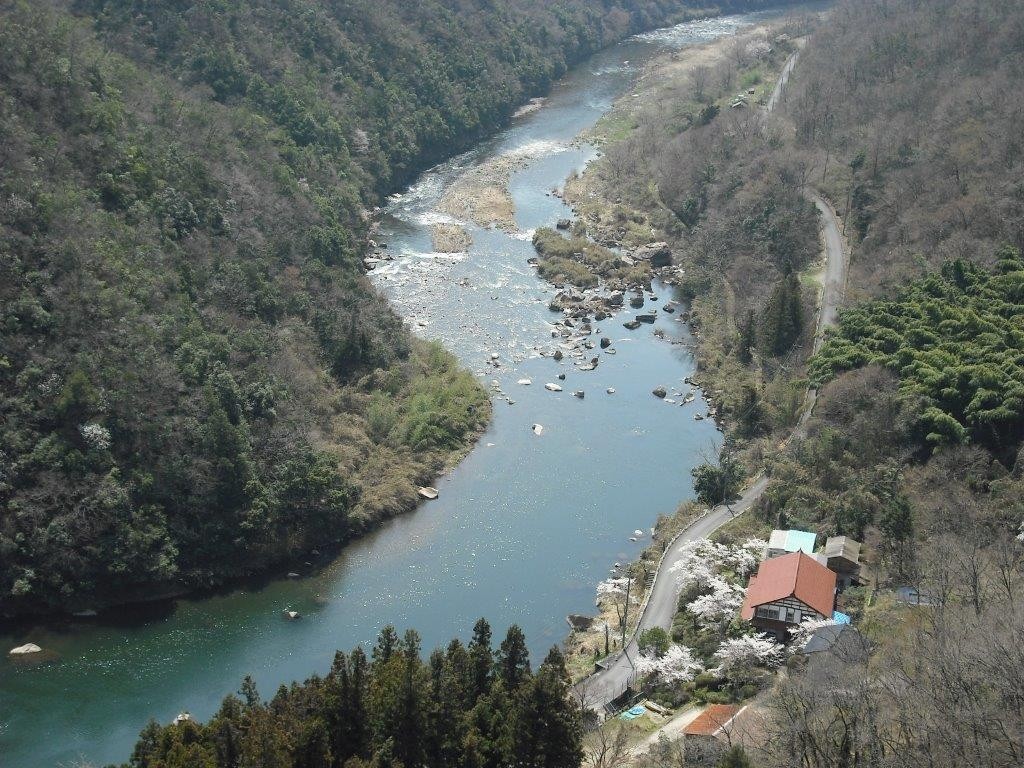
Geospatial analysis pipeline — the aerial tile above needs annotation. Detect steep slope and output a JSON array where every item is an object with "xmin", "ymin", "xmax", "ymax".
[{"xmin": 0, "ymin": 0, "xmax": 801, "ymax": 614}]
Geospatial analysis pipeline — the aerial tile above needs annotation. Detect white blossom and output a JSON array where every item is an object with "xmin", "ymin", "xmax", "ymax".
[
  {"xmin": 79, "ymin": 423, "xmax": 111, "ymax": 451},
  {"xmin": 1017, "ymin": 521, "xmax": 1024, "ymax": 542},
  {"xmin": 714, "ymin": 634, "xmax": 785, "ymax": 675},
  {"xmin": 789, "ymin": 618, "xmax": 839, "ymax": 652},
  {"xmin": 687, "ymin": 576, "xmax": 745, "ymax": 627},
  {"xmin": 745, "ymin": 39, "xmax": 772, "ymax": 60},
  {"xmin": 634, "ymin": 643, "xmax": 703, "ymax": 684},
  {"xmin": 671, "ymin": 537, "xmax": 764, "ymax": 587}
]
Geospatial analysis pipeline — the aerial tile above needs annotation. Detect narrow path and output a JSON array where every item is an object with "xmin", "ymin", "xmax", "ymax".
[
  {"xmin": 576, "ymin": 50, "xmax": 850, "ymax": 713},
  {"xmin": 766, "ymin": 49, "xmax": 799, "ymax": 114}
]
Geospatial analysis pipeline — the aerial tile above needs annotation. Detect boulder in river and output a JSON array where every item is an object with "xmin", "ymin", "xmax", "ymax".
[
  {"xmin": 553, "ymin": 350, "xmax": 564, "ymax": 361},
  {"xmin": 566, "ymin": 614, "xmax": 595, "ymax": 631},
  {"xmin": 623, "ymin": 320, "xmax": 642, "ymax": 331},
  {"xmin": 652, "ymin": 386, "xmax": 667, "ymax": 399},
  {"xmin": 9, "ymin": 643, "xmax": 42, "ymax": 656},
  {"xmin": 545, "ymin": 382, "xmax": 563, "ymax": 392},
  {"xmin": 607, "ymin": 292, "xmax": 624, "ymax": 307},
  {"xmin": 573, "ymin": 390, "xmax": 585, "ymax": 399},
  {"xmin": 636, "ymin": 313, "xmax": 656, "ymax": 324},
  {"xmin": 600, "ymin": 337, "xmax": 611, "ymax": 349},
  {"xmin": 634, "ymin": 241, "xmax": 673, "ymax": 268},
  {"xmin": 532, "ymin": 423, "xmax": 544, "ymax": 435},
  {"xmin": 629, "ymin": 294, "xmax": 645, "ymax": 309},
  {"xmin": 557, "ymin": 372, "xmax": 566, "ymax": 380},
  {"xmin": 556, "ymin": 218, "xmax": 572, "ymax": 230}
]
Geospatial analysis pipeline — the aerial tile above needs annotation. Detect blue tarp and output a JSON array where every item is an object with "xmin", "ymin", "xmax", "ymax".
[
  {"xmin": 619, "ymin": 705, "xmax": 647, "ymax": 720},
  {"xmin": 832, "ymin": 611, "xmax": 851, "ymax": 624}
]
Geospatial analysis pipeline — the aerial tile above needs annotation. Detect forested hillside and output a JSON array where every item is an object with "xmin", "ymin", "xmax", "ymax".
[
  {"xmin": 788, "ymin": 0, "xmax": 1024, "ymax": 296},
  {"xmin": 122, "ymin": 620, "xmax": 585, "ymax": 768},
  {"xmin": 0, "ymin": 0, "xmax": 800, "ymax": 616}
]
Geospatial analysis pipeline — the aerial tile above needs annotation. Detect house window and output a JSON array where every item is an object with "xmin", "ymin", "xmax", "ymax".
[
  {"xmin": 785, "ymin": 607, "xmax": 797, "ymax": 623},
  {"xmin": 756, "ymin": 606, "xmax": 780, "ymax": 620}
]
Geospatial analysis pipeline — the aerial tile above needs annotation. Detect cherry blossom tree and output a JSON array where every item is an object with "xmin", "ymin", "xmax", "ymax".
[
  {"xmin": 687, "ymin": 576, "xmax": 745, "ymax": 628},
  {"xmin": 634, "ymin": 643, "xmax": 703, "ymax": 684},
  {"xmin": 715, "ymin": 634, "xmax": 785, "ymax": 682},
  {"xmin": 789, "ymin": 617, "xmax": 839, "ymax": 652}
]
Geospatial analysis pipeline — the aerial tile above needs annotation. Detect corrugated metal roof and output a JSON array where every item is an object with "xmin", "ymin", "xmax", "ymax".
[
  {"xmin": 683, "ymin": 704, "xmax": 742, "ymax": 736},
  {"xmin": 768, "ymin": 529, "xmax": 817, "ymax": 553}
]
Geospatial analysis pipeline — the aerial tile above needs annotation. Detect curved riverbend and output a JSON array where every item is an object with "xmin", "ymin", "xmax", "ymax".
[{"xmin": 0, "ymin": 10, "xmax": 803, "ymax": 767}]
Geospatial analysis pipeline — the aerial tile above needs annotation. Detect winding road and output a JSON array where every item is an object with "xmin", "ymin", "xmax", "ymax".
[{"xmin": 576, "ymin": 51, "xmax": 849, "ymax": 712}]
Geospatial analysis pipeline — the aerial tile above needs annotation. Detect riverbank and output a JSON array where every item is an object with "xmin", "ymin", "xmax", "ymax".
[
  {"xmin": 558, "ymin": 14, "xmax": 821, "ymax": 691},
  {"xmin": 3, "ymin": 11, "xmax": 762, "ymax": 761}
]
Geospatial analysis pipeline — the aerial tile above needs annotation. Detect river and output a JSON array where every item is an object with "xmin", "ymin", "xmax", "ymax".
[{"xmin": 0, "ymin": 8, "xmax": 807, "ymax": 767}]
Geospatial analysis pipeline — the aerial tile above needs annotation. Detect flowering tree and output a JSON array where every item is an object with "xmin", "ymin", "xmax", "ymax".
[
  {"xmin": 670, "ymin": 538, "xmax": 766, "ymax": 589},
  {"xmin": 634, "ymin": 643, "xmax": 703, "ymax": 684},
  {"xmin": 596, "ymin": 576, "xmax": 638, "ymax": 635},
  {"xmin": 687, "ymin": 576, "xmax": 745, "ymax": 628},
  {"xmin": 789, "ymin": 618, "xmax": 839, "ymax": 652},
  {"xmin": 714, "ymin": 634, "xmax": 785, "ymax": 683},
  {"xmin": 79, "ymin": 423, "xmax": 111, "ymax": 451}
]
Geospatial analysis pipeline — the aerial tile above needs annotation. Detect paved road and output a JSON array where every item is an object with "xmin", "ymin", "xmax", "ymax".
[
  {"xmin": 797, "ymin": 193, "xmax": 848, "ymax": 433},
  {"xmin": 576, "ymin": 50, "xmax": 850, "ymax": 712},
  {"xmin": 575, "ymin": 476, "xmax": 769, "ymax": 708},
  {"xmin": 766, "ymin": 50, "xmax": 799, "ymax": 113}
]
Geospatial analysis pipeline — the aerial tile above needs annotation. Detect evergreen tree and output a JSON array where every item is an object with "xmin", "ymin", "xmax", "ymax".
[
  {"xmin": 760, "ymin": 272, "xmax": 805, "ymax": 356},
  {"xmin": 468, "ymin": 617, "xmax": 495, "ymax": 701},
  {"xmin": 511, "ymin": 657, "xmax": 583, "ymax": 768},
  {"xmin": 497, "ymin": 625, "xmax": 531, "ymax": 690},
  {"xmin": 372, "ymin": 625, "xmax": 399, "ymax": 670},
  {"xmin": 737, "ymin": 309, "xmax": 756, "ymax": 365}
]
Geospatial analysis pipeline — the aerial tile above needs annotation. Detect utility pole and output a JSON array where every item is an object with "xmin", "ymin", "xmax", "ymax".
[{"xmin": 621, "ymin": 572, "xmax": 631, "ymax": 648}]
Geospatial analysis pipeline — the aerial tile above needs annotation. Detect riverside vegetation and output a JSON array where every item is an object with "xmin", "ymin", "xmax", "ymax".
[
  {"xmin": 0, "ymin": 0, "xmax": 804, "ymax": 616},
  {"xmin": 558, "ymin": 1, "xmax": 1024, "ymax": 766},
  {"xmin": 120, "ymin": 620, "xmax": 586, "ymax": 768}
]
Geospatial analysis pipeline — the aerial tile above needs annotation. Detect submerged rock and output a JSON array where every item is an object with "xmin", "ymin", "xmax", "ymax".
[
  {"xmin": 9, "ymin": 643, "xmax": 42, "ymax": 656},
  {"xmin": 573, "ymin": 390, "xmax": 585, "ymax": 399}
]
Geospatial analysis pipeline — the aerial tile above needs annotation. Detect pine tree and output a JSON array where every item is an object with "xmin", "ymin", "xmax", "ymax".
[
  {"xmin": 497, "ymin": 625, "xmax": 531, "ymax": 690},
  {"xmin": 469, "ymin": 617, "xmax": 494, "ymax": 701},
  {"xmin": 511, "ymin": 656, "xmax": 583, "ymax": 768},
  {"xmin": 737, "ymin": 309, "xmax": 756, "ymax": 365}
]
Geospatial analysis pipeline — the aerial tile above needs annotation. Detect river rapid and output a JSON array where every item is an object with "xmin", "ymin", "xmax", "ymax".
[{"xmin": 0, "ymin": 9, "xmax": 805, "ymax": 767}]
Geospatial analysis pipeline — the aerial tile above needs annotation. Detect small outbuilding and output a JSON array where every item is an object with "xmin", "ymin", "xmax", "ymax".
[
  {"xmin": 766, "ymin": 529, "xmax": 817, "ymax": 558},
  {"xmin": 821, "ymin": 536, "xmax": 863, "ymax": 587},
  {"xmin": 683, "ymin": 704, "xmax": 744, "ymax": 741}
]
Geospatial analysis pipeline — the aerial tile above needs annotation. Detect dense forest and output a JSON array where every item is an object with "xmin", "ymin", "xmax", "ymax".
[
  {"xmin": 0, "ymin": 0, "xmax": 803, "ymax": 615},
  {"xmin": 120, "ymin": 620, "xmax": 585, "ymax": 768}
]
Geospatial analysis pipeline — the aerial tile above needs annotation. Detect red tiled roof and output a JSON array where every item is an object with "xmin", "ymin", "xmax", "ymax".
[
  {"xmin": 740, "ymin": 551, "xmax": 836, "ymax": 620},
  {"xmin": 684, "ymin": 704, "xmax": 742, "ymax": 737}
]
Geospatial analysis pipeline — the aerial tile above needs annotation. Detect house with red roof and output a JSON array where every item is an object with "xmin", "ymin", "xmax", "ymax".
[
  {"xmin": 741, "ymin": 551, "xmax": 837, "ymax": 638},
  {"xmin": 683, "ymin": 704, "xmax": 744, "ymax": 740}
]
